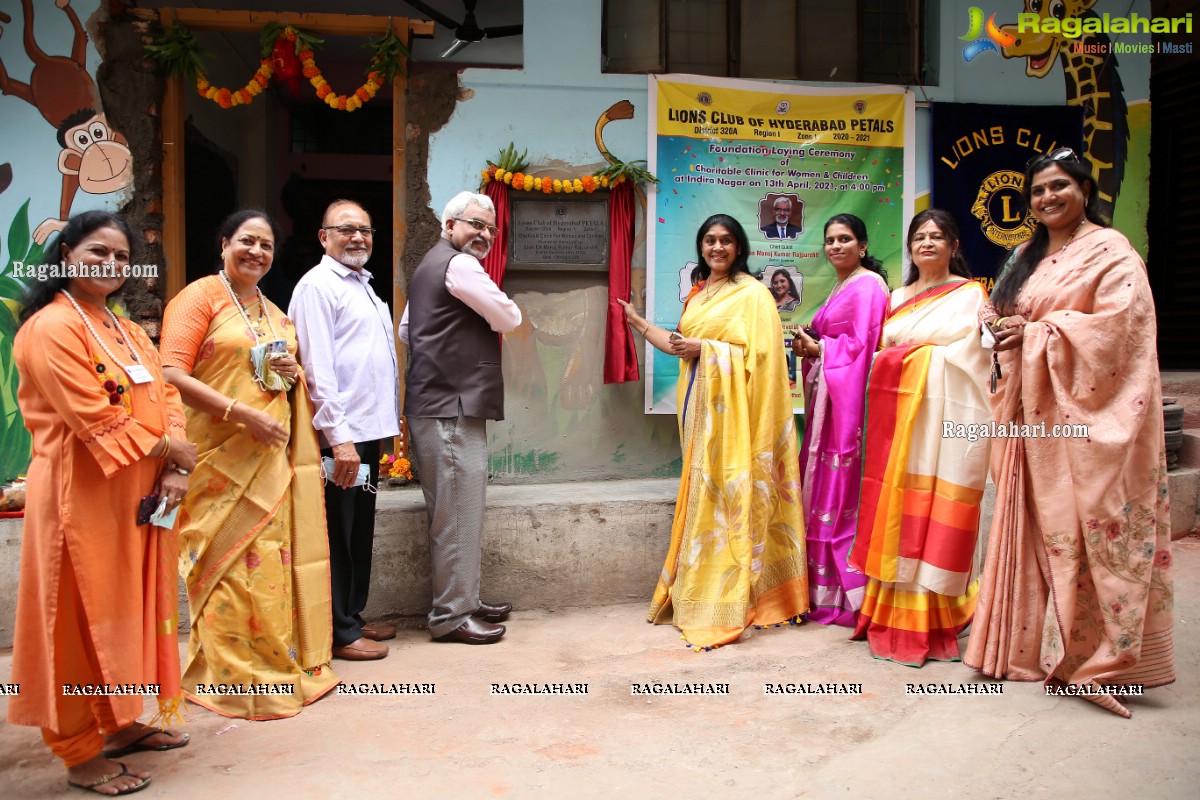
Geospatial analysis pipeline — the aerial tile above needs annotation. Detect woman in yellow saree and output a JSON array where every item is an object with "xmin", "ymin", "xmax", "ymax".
[
  {"xmin": 161, "ymin": 210, "xmax": 338, "ymax": 719},
  {"xmin": 619, "ymin": 214, "xmax": 807, "ymax": 649}
]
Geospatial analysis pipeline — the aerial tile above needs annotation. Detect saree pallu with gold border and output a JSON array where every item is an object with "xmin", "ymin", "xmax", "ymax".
[
  {"xmin": 964, "ymin": 228, "xmax": 1174, "ymax": 716},
  {"xmin": 648, "ymin": 278, "xmax": 808, "ymax": 648},
  {"xmin": 168, "ymin": 280, "xmax": 338, "ymax": 719},
  {"xmin": 850, "ymin": 280, "xmax": 991, "ymax": 666}
]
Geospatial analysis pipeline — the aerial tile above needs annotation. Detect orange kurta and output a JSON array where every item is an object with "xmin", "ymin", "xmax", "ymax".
[{"xmin": 8, "ymin": 295, "xmax": 186, "ymax": 745}]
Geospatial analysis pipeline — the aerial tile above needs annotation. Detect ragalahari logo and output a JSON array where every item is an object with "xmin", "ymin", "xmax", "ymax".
[{"xmin": 960, "ymin": 7, "xmax": 1016, "ymax": 62}]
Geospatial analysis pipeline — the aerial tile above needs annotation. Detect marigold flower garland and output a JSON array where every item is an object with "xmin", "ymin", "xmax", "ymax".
[
  {"xmin": 481, "ymin": 165, "xmax": 620, "ymax": 194},
  {"xmin": 196, "ymin": 60, "xmax": 273, "ymax": 109},
  {"xmin": 477, "ymin": 142, "xmax": 655, "ymax": 194},
  {"xmin": 148, "ymin": 22, "xmax": 403, "ymax": 113}
]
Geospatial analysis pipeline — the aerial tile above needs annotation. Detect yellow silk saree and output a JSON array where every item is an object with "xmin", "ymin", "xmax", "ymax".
[{"xmin": 648, "ymin": 278, "xmax": 808, "ymax": 648}]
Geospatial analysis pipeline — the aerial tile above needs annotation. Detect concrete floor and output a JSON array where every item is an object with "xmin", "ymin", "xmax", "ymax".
[{"xmin": 2, "ymin": 536, "xmax": 1197, "ymax": 800}]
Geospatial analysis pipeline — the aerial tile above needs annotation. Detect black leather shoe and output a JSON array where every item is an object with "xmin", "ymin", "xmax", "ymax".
[
  {"xmin": 432, "ymin": 616, "xmax": 505, "ymax": 645},
  {"xmin": 475, "ymin": 600, "xmax": 512, "ymax": 623}
]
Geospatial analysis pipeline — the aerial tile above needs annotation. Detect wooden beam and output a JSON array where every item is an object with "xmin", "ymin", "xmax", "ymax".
[
  {"xmin": 162, "ymin": 9, "xmax": 435, "ymax": 38},
  {"xmin": 392, "ymin": 24, "xmax": 411, "ymax": 449},
  {"xmin": 161, "ymin": 8, "xmax": 186, "ymax": 300}
]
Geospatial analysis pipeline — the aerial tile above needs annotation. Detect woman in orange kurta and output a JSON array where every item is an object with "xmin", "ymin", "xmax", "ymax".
[{"xmin": 8, "ymin": 211, "xmax": 196, "ymax": 793}]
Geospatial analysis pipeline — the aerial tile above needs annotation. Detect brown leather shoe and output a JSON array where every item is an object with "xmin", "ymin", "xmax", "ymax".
[
  {"xmin": 474, "ymin": 601, "xmax": 512, "ymax": 623},
  {"xmin": 432, "ymin": 616, "xmax": 505, "ymax": 645},
  {"xmin": 361, "ymin": 622, "xmax": 397, "ymax": 641},
  {"xmin": 332, "ymin": 637, "xmax": 389, "ymax": 660}
]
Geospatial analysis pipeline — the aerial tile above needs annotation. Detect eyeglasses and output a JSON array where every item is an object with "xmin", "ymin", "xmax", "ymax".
[
  {"xmin": 454, "ymin": 217, "xmax": 500, "ymax": 236},
  {"xmin": 322, "ymin": 225, "xmax": 376, "ymax": 237},
  {"xmin": 1026, "ymin": 147, "xmax": 1079, "ymax": 170}
]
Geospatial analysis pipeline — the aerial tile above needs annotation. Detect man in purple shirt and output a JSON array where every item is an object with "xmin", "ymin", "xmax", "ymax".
[
  {"xmin": 291, "ymin": 199, "xmax": 400, "ymax": 661},
  {"xmin": 401, "ymin": 191, "xmax": 522, "ymax": 644}
]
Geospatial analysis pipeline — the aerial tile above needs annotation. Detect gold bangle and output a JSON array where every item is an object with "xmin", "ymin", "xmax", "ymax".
[
  {"xmin": 223, "ymin": 399, "xmax": 238, "ymax": 422},
  {"xmin": 641, "ymin": 322, "xmax": 651, "ymax": 335},
  {"xmin": 161, "ymin": 434, "xmax": 171, "ymax": 460}
]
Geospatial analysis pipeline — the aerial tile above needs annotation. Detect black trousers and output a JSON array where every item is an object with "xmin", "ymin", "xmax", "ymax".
[{"xmin": 322, "ymin": 439, "xmax": 381, "ymax": 647}]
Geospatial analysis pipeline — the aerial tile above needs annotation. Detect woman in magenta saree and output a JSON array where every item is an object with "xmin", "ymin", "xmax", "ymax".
[{"xmin": 792, "ymin": 214, "xmax": 889, "ymax": 626}]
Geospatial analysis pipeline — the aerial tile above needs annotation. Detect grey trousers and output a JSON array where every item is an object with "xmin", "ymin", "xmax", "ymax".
[{"xmin": 409, "ymin": 411, "xmax": 487, "ymax": 637}]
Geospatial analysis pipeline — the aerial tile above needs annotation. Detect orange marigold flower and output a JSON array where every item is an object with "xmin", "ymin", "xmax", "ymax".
[
  {"xmin": 511, "ymin": 171, "xmax": 524, "ymax": 187},
  {"xmin": 216, "ymin": 88, "xmax": 232, "ymax": 108},
  {"xmin": 582, "ymin": 176, "xmax": 596, "ymax": 192},
  {"xmin": 356, "ymin": 87, "xmax": 371, "ymax": 101},
  {"xmin": 316, "ymin": 84, "xmax": 332, "ymax": 99},
  {"xmin": 482, "ymin": 169, "xmax": 492, "ymax": 182},
  {"xmin": 542, "ymin": 179, "xmax": 553, "ymax": 194},
  {"xmin": 303, "ymin": 65, "xmax": 320, "ymax": 78},
  {"xmin": 256, "ymin": 72, "xmax": 270, "ymax": 87},
  {"xmin": 298, "ymin": 49, "xmax": 314, "ymax": 61},
  {"xmin": 368, "ymin": 71, "xmax": 380, "ymax": 82},
  {"xmin": 486, "ymin": 165, "xmax": 497, "ymax": 177}
]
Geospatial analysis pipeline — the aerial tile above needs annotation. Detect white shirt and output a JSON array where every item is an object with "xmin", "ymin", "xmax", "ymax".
[
  {"xmin": 289, "ymin": 254, "xmax": 401, "ymax": 447},
  {"xmin": 398, "ymin": 249, "xmax": 522, "ymax": 343}
]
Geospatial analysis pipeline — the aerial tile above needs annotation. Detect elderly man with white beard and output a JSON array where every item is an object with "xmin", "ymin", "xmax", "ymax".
[
  {"xmin": 291, "ymin": 199, "xmax": 400, "ymax": 661},
  {"xmin": 400, "ymin": 191, "xmax": 522, "ymax": 644}
]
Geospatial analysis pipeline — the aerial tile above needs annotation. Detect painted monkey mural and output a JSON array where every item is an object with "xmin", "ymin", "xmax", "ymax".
[
  {"xmin": 0, "ymin": 0, "xmax": 133, "ymax": 243},
  {"xmin": 1001, "ymin": 0, "xmax": 1129, "ymax": 222}
]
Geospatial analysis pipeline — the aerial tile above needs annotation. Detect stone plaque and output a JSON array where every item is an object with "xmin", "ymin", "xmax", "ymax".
[{"xmin": 509, "ymin": 196, "xmax": 609, "ymax": 269}]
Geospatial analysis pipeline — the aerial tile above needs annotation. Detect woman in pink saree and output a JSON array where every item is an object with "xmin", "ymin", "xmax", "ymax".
[
  {"xmin": 965, "ymin": 149, "xmax": 1175, "ymax": 717},
  {"xmin": 792, "ymin": 214, "xmax": 889, "ymax": 626}
]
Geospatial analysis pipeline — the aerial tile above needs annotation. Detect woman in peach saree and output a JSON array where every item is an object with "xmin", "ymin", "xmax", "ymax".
[{"xmin": 965, "ymin": 150, "xmax": 1174, "ymax": 717}]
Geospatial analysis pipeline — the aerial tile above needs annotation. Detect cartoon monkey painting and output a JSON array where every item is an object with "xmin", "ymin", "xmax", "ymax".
[{"xmin": 0, "ymin": 0, "xmax": 133, "ymax": 243}]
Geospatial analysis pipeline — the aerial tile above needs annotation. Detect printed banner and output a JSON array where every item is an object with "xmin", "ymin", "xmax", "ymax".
[
  {"xmin": 646, "ymin": 75, "xmax": 914, "ymax": 414},
  {"xmin": 930, "ymin": 102, "xmax": 1084, "ymax": 288}
]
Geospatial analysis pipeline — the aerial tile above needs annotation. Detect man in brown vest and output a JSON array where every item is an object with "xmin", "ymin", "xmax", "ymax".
[{"xmin": 401, "ymin": 191, "xmax": 522, "ymax": 644}]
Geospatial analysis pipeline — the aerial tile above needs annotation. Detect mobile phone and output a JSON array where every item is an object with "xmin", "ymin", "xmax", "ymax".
[
  {"xmin": 265, "ymin": 339, "xmax": 288, "ymax": 354},
  {"xmin": 136, "ymin": 493, "xmax": 160, "ymax": 525},
  {"xmin": 669, "ymin": 331, "xmax": 683, "ymax": 341}
]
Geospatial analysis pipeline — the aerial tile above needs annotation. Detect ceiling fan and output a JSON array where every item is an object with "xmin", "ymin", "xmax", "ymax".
[{"xmin": 401, "ymin": 0, "xmax": 524, "ymax": 59}]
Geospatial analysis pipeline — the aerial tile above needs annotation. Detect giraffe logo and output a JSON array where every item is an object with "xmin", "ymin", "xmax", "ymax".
[
  {"xmin": 999, "ymin": 0, "xmax": 1129, "ymax": 220},
  {"xmin": 960, "ymin": 7, "xmax": 1017, "ymax": 62}
]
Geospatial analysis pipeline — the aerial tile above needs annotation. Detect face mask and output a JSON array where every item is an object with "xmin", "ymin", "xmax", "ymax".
[{"xmin": 320, "ymin": 457, "xmax": 376, "ymax": 492}]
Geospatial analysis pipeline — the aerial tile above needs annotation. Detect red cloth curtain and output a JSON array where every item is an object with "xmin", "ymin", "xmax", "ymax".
[
  {"xmin": 482, "ymin": 180, "xmax": 510, "ymax": 288},
  {"xmin": 604, "ymin": 180, "xmax": 639, "ymax": 383}
]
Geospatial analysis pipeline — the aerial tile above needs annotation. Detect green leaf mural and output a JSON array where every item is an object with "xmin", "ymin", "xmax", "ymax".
[{"xmin": 1, "ymin": 200, "xmax": 43, "ymax": 482}]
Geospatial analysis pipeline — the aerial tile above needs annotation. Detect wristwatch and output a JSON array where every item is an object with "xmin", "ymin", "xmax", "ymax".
[{"xmin": 168, "ymin": 462, "xmax": 190, "ymax": 476}]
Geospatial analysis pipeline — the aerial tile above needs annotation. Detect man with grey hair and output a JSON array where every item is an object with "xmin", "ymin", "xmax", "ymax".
[{"xmin": 400, "ymin": 190, "xmax": 522, "ymax": 644}]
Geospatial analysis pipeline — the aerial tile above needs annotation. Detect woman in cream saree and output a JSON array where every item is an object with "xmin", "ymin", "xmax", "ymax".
[{"xmin": 851, "ymin": 211, "xmax": 992, "ymax": 665}]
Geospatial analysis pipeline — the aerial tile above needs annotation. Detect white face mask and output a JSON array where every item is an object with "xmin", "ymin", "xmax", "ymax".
[{"xmin": 320, "ymin": 457, "xmax": 376, "ymax": 492}]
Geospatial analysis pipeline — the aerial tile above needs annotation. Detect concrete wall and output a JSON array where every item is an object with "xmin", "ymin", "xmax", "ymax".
[{"xmin": 426, "ymin": 0, "xmax": 1156, "ymax": 483}]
